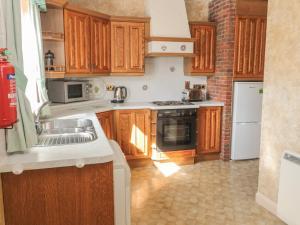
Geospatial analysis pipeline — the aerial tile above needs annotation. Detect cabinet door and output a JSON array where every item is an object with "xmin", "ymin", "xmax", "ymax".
[
  {"xmin": 1, "ymin": 163, "xmax": 114, "ymax": 225},
  {"xmin": 234, "ymin": 16, "xmax": 267, "ymax": 80},
  {"xmin": 191, "ymin": 24, "xmax": 216, "ymax": 74},
  {"xmin": 111, "ymin": 22, "xmax": 128, "ymax": 73},
  {"xmin": 97, "ymin": 111, "xmax": 114, "ymax": 139},
  {"xmin": 197, "ymin": 107, "xmax": 222, "ymax": 154},
  {"xmin": 91, "ymin": 17, "xmax": 111, "ymax": 74},
  {"xmin": 132, "ymin": 109, "xmax": 150, "ymax": 158},
  {"xmin": 128, "ymin": 23, "xmax": 145, "ymax": 73},
  {"xmin": 115, "ymin": 110, "xmax": 135, "ymax": 158},
  {"xmin": 64, "ymin": 9, "xmax": 91, "ymax": 74},
  {"xmin": 115, "ymin": 110, "xmax": 151, "ymax": 159}
]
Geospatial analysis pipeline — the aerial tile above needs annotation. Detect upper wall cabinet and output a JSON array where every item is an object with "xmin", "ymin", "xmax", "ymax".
[
  {"xmin": 111, "ymin": 19, "xmax": 147, "ymax": 75},
  {"xmin": 91, "ymin": 17, "xmax": 111, "ymax": 73},
  {"xmin": 64, "ymin": 10, "xmax": 91, "ymax": 74},
  {"xmin": 185, "ymin": 22, "xmax": 216, "ymax": 76},
  {"xmin": 233, "ymin": 16, "xmax": 267, "ymax": 81},
  {"xmin": 64, "ymin": 9, "xmax": 111, "ymax": 75}
]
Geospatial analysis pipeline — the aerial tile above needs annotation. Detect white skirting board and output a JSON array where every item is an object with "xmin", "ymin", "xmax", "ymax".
[{"xmin": 256, "ymin": 192, "xmax": 277, "ymax": 216}]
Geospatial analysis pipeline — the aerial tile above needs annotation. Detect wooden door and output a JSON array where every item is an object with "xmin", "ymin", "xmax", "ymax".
[
  {"xmin": 128, "ymin": 23, "xmax": 145, "ymax": 73},
  {"xmin": 191, "ymin": 23, "xmax": 216, "ymax": 74},
  {"xmin": 97, "ymin": 111, "xmax": 114, "ymax": 139},
  {"xmin": 111, "ymin": 22, "xmax": 128, "ymax": 73},
  {"xmin": 115, "ymin": 110, "xmax": 151, "ymax": 159},
  {"xmin": 1, "ymin": 163, "xmax": 114, "ymax": 225},
  {"xmin": 233, "ymin": 16, "xmax": 267, "ymax": 80},
  {"xmin": 197, "ymin": 107, "xmax": 222, "ymax": 154},
  {"xmin": 91, "ymin": 17, "xmax": 111, "ymax": 74},
  {"xmin": 64, "ymin": 9, "xmax": 91, "ymax": 74}
]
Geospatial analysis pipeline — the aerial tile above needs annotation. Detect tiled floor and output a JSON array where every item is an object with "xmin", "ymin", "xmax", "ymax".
[{"xmin": 131, "ymin": 160, "xmax": 285, "ymax": 225}]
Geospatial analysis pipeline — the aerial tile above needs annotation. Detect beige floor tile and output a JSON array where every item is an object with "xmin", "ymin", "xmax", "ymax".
[{"xmin": 131, "ymin": 160, "xmax": 285, "ymax": 225}]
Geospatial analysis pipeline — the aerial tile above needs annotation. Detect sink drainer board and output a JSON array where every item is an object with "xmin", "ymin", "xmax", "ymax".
[{"xmin": 34, "ymin": 119, "xmax": 98, "ymax": 147}]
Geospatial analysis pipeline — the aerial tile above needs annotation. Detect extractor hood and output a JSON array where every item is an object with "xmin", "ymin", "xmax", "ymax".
[{"xmin": 145, "ymin": 0, "xmax": 195, "ymax": 57}]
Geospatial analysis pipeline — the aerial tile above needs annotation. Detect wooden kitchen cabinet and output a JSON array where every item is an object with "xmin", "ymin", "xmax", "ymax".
[
  {"xmin": 111, "ymin": 22, "xmax": 127, "ymax": 73},
  {"xmin": 185, "ymin": 22, "xmax": 216, "ymax": 75},
  {"xmin": 111, "ymin": 21, "xmax": 145, "ymax": 74},
  {"xmin": 64, "ymin": 9, "xmax": 111, "ymax": 75},
  {"xmin": 97, "ymin": 111, "xmax": 115, "ymax": 139},
  {"xmin": 128, "ymin": 23, "xmax": 145, "ymax": 72},
  {"xmin": 1, "ymin": 163, "xmax": 114, "ymax": 225},
  {"xmin": 114, "ymin": 109, "xmax": 151, "ymax": 159},
  {"xmin": 233, "ymin": 16, "xmax": 267, "ymax": 81},
  {"xmin": 91, "ymin": 17, "xmax": 111, "ymax": 73},
  {"xmin": 197, "ymin": 107, "xmax": 222, "ymax": 154},
  {"xmin": 64, "ymin": 9, "xmax": 91, "ymax": 74}
]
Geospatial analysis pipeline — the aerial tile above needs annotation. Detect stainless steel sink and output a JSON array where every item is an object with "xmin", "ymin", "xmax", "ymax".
[{"xmin": 35, "ymin": 119, "xmax": 97, "ymax": 147}]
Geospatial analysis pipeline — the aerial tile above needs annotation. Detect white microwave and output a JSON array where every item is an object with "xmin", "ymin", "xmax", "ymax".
[{"xmin": 47, "ymin": 80, "xmax": 89, "ymax": 103}]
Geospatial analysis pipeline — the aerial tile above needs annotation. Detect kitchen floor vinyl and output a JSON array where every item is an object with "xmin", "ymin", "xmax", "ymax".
[{"xmin": 131, "ymin": 160, "xmax": 285, "ymax": 225}]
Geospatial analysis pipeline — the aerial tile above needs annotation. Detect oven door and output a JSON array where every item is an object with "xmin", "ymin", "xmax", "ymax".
[
  {"xmin": 157, "ymin": 116, "xmax": 196, "ymax": 151},
  {"xmin": 65, "ymin": 82, "xmax": 89, "ymax": 103}
]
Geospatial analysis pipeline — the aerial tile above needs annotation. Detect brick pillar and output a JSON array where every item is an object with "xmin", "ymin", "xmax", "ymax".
[{"xmin": 208, "ymin": 0, "xmax": 236, "ymax": 160}]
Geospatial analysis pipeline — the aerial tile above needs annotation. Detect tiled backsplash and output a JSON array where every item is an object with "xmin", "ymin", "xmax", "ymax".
[{"xmin": 88, "ymin": 57, "xmax": 207, "ymax": 102}]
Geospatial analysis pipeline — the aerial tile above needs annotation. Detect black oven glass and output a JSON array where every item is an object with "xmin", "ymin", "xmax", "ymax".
[
  {"xmin": 157, "ymin": 110, "xmax": 196, "ymax": 151},
  {"xmin": 162, "ymin": 119, "xmax": 192, "ymax": 145},
  {"xmin": 68, "ymin": 84, "xmax": 83, "ymax": 98}
]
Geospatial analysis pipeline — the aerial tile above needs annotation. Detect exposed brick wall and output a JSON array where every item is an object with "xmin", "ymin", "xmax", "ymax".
[{"xmin": 208, "ymin": 0, "xmax": 236, "ymax": 160}]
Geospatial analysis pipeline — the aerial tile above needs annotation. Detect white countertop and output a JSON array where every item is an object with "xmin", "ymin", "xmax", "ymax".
[
  {"xmin": 0, "ymin": 100, "xmax": 224, "ymax": 173},
  {"xmin": 0, "ymin": 113, "xmax": 114, "ymax": 173},
  {"xmin": 50, "ymin": 100, "xmax": 224, "ymax": 117}
]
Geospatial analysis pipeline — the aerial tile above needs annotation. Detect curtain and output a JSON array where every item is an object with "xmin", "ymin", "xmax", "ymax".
[
  {"xmin": 22, "ymin": 0, "xmax": 49, "ymax": 115},
  {"xmin": 1, "ymin": 0, "xmax": 49, "ymax": 153},
  {"xmin": 0, "ymin": 0, "xmax": 37, "ymax": 153}
]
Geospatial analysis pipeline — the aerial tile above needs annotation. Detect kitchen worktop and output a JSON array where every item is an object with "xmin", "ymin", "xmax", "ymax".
[
  {"xmin": 50, "ymin": 100, "xmax": 225, "ymax": 117},
  {"xmin": 0, "ymin": 100, "xmax": 224, "ymax": 173},
  {"xmin": 0, "ymin": 113, "xmax": 114, "ymax": 173}
]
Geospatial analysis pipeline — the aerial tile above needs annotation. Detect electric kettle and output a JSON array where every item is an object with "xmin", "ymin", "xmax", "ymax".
[{"xmin": 111, "ymin": 86, "xmax": 127, "ymax": 103}]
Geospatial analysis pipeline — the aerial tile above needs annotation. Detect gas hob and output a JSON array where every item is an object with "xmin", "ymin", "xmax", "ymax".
[{"xmin": 152, "ymin": 101, "xmax": 194, "ymax": 106}]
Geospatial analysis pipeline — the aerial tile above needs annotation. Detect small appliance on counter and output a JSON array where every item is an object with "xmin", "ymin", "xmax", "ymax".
[
  {"xmin": 182, "ymin": 81, "xmax": 207, "ymax": 102},
  {"xmin": 189, "ymin": 84, "xmax": 207, "ymax": 102},
  {"xmin": 111, "ymin": 86, "xmax": 127, "ymax": 103},
  {"xmin": 47, "ymin": 80, "xmax": 90, "ymax": 103}
]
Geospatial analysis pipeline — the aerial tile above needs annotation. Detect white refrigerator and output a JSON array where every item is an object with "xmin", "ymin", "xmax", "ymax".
[{"xmin": 231, "ymin": 82, "xmax": 263, "ymax": 160}]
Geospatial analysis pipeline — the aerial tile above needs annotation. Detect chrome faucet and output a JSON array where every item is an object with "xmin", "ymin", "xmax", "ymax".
[{"xmin": 35, "ymin": 101, "xmax": 50, "ymax": 135}]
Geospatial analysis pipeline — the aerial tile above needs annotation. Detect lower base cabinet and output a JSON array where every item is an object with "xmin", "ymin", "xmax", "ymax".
[
  {"xmin": 114, "ymin": 109, "xmax": 151, "ymax": 160},
  {"xmin": 197, "ymin": 107, "xmax": 222, "ymax": 154},
  {"xmin": 97, "ymin": 111, "xmax": 115, "ymax": 139},
  {"xmin": 1, "ymin": 163, "xmax": 114, "ymax": 225}
]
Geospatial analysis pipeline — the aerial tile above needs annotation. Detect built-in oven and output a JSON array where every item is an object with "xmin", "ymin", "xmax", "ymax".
[
  {"xmin": 156, "ymin": 109, "xmax": 197, "ymax": 151},
  {"xmin": 47, "ymin": 80, "xmax": 89, "ymax": 103}
]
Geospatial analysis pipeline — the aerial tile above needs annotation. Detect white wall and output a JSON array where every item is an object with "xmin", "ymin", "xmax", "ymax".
[{"xmin": 88, "ymin": 57, "xmax": 207, "ymax": 102}]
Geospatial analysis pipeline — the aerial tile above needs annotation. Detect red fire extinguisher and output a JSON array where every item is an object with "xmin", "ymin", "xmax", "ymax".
[{"xmin": 0, "ymin": 48, "xmax": 17, "ymax": 128}]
